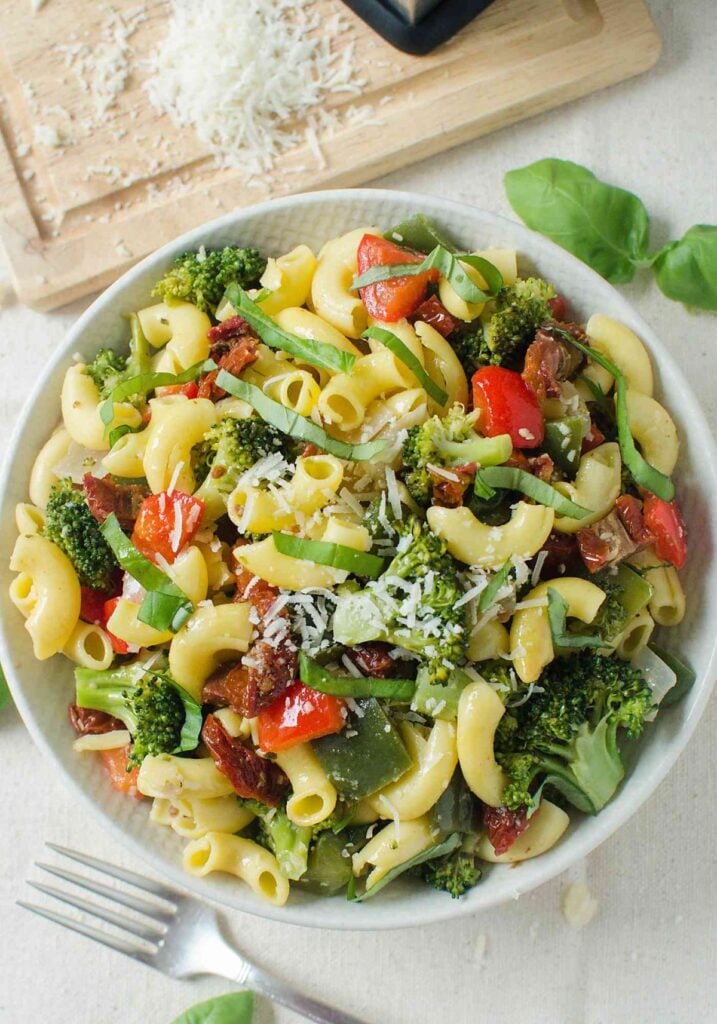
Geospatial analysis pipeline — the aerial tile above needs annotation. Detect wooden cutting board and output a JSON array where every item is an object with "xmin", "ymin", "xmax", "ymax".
[{"xmin": 0, "ymin": 0, "xmax": 660, "ymax": 310}]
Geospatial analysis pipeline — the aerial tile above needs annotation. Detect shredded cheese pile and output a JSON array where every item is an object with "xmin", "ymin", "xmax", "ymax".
[{"xmin": 145, "ymin": 0, "xmax": 365, "ymax": 173}]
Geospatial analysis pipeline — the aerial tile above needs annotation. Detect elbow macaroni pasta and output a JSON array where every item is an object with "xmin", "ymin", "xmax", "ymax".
[{"xmin": 11, "ymin": 218, "xmax": 689, "ymax": 908}]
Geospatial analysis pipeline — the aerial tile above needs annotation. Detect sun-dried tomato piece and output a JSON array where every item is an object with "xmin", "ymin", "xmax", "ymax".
[
  {"xmin": 537, "ymin": 531, "xmax": 582, "ymax": 580},
  {"xmin": 68, "ymin": 703, "xmax": 125, "ymax": 736},
  {"xmin": 201, "ymin": 714, "xmax": 288, "ymax": 806},
  {"xmin": 483, "ymin": 804, "xmax": 530, "ymax": 856},
  {"xmin": 429, "ymin": 462, "xmax": 476, "ymax": 508},
  {"xmin": 343, "ymin": 642, "xmax": 397, "ymax": 679},
  {"xmin": 202, "ymin": 662, "xmax": 254, "ymax": 715},
  {"xmin": 615, "ymin": 494, "xmax": 654, "ymax": 546},
  {"xmin": 409, "ymin": 295, "xmax": 460, "ymax": 338},
  {"xmin": 83, "ymin": 474, "xmax": 150, "ymax": 530}
]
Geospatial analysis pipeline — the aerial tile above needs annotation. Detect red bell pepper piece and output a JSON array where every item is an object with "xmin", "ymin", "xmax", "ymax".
[
  {"xmin": 471, "ymin": 366, "xmax": 544, "ymax": 448},
  {"xmin": 257, "ymin": 682, "xmax": 346, "ymax": 752},
  {"xmin": 99, "ymin": 746, "xmax": 142, "ymax": 798},
  {"xmin": 80, "ymin": 586, "xmax": 110, "ymax": 626},
  {"xmin": 132, "ymin": 491, "xmax": 205, "ymax": 565},
  {"xmin": 155, "ymin": 381, "xmax": 199, "ymax": 399},
  {"xmin": 643, "ymin": 495, "xmax": 687, "ymax": 570},
  {"xmin": 356, "ymin": 234, "xmax": 438, "ymax": 323},
  {"xmin": 103, "ymin": 597, "xmax": 130, "ymax": 654}
]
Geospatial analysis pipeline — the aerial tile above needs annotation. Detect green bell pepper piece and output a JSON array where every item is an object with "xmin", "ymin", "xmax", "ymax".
[
  {"xmin": 543, "ymin": 416, "xmax": 585, "ymax": 476},
  {"xmin": 312, "ymin": 698, "xmax": 413, "ymax": 800}
]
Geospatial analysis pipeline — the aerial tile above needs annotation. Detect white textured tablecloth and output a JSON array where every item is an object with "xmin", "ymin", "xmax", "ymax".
[{"xmin": 1, "ymin": 2, "xmax": 716, "ymax": 1021}]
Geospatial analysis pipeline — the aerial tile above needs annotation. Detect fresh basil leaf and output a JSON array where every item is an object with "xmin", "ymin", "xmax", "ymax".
[
  {"xmin": 299, "ymin": 652, "xmax": 415, "ymax": 701},
  {"xmin": 215, "ymin": 371, "xmax": 386, "ymax": 461},
  {"xmin": 547, "ymin": 588, "xmax": 604, "ymax": 650},
  {"xmin": 363, "ymin": 325, "xmax": 448, "ymax": 406},
  {"xmin": 351, "ymin": 245, "xmax": 502, "ymax": 304},
  {"xmin": 224, "ymin": 284, "xmax": 355, "ymax": 374},
  {"xmin": 170, "ymin": 991, "xmax": 254, "ymax": 1024},
  {"xmin": 478, "ymin": 560, "xmax": 513, "ymax": 613},
  {"xmin": 384, "ymin": 214, "xmax": 459, "ymax": 254},
  {"xmin": 349, "ymin": 833, "xmax": 462, "ymax": 902},
  {"xmin": 0, "ymin": 664, "xmax": 11, "ymax": 711},
  {"xmin": 423, "ymin": 249, "xmax": 503, "ymax": 303},
  {"xmin": 474, "ymin": 466, "xmax": 592, "ymax": 518},
  {"xmin": 100, "ymin": 514, "xmax": 194, "ymax": 632},
  {"xmin": 504, "ymin": 159, "xmax": 652, "ymax": 283},
  {"xmin": 273, "ymin": 532, "xmax": 385, "ymax": 578},
  {"xmin": 100, "ymin": 359, "xmax": 217, "ymax": 427},
  {"xmin": 547, "ymin": 326, "xmax": 675, "ymax": 501},
  {"xmin": 653, "ymin": 225, "xmax": 717, "ymax": 311}
]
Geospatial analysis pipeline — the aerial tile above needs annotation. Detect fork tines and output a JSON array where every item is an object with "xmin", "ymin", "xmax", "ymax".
[{"xmin": 18, "ymin": 843, "xmax": 181, "ymax": 965}]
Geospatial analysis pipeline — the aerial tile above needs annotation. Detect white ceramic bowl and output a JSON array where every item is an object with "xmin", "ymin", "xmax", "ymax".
[{"xmin": 2, "ymin": 189, "xmax": 715, "ymax": 931}]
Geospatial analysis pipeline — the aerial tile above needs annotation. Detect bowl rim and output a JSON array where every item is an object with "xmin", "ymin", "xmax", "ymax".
[{"xmin": 2, "ymin": 186, "xmax": 716, "ymax": 931}]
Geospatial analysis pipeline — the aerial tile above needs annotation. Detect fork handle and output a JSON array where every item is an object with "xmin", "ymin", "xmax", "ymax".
[{"xmin": 244, "ymin": 964, "xmax": 370, "ymax": 1024}]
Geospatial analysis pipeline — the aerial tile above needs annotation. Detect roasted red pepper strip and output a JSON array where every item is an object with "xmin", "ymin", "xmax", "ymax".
[
  {"xmin": 257, "ymin": 682, "xmax": 346, "ymax": 753},
  {"xmin": 471, "ymin": 366, "xmax": 544, "ymax": 448},
  {"xmin": 642, "ymin": 495, "xmax": 687, "ymax": 569},
  {"xmin": 357, "ymin": 234, "xmax": 438, "ymax": 323},
  {"xmin": 132, "ymin": 491, "xmax": 205, "ymax": 565}
]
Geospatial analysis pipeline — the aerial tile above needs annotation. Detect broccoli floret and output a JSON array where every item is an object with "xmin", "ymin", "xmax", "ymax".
[
  {"xmin": 44, "ymin": 479, "xmax": 118, "ymax": 591},
  {"xmin": 192, "ymin": 416, "xmax": 292, "ymax": 522},
  {"xmin": 85, "ymin": 348, "xmax": 128, "ymax": 399},
  {"xmin": 422, "ymin": 835, "xmax": 482, "ymax": 898},
  {"xmin": 243, "ymin": 799, "xmax": 313, "ymax": 881},
  {"xmin": 84, "ymin": 313, "xmax": 152, "ymax": 405},
  {"xmin": 333, "ymin": 514, "xmax": 467, "ymax": 684},
  {"xmin": 480, "ymin": 277, "xmax": 555, "ymax": 369},
  {"xmin": 401, "ymin": 403, "xmax": 512, "ymax": 506},
  {"xmin": 152, "ymin": 247, "xmax": 267, "ymax": 315},
  {"xmin": 494, "ymin": 652, "xmax": 654, "ymax": 814},
  {"xmin": 448, "ymin": 325, "xmax": 484, "ymax": 379},
  {"xmin": 75, "ymin": 662, "xmax": 202, "ymax": 766}
]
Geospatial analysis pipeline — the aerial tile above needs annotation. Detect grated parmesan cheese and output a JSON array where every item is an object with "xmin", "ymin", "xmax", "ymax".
[{"xmin": 145, "ymin": 0, "xmax": 365, "ymax": 174}]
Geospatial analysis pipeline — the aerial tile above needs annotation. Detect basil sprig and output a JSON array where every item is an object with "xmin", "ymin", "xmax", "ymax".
[
  {"xmin": 348, "ymin": 832, "xmax": 462, "ymax": 902},
  {"xmin": 547, "ymin": 589, "xmax": 604, "ymax": 650},
  {"xmin": 505, "ymin": 158, "xmax": 717, "ymax": 310},
  {"xmin": 215, "ymin": 370, "xmax": 386, "ymax": 461},
  {"xmin": 100, "ymin": 358, "xmax": 217, "ymax": 430},
  {"xmin": 351, "ymin": 245, "xmax": 503, "ymax": 304},
  {"xmin": 299, "ymin": 652, "xmax": 415, "ymax": 701},
  {"xmin": 272, "ymin": 532, "xmax": 385, "ymax": 578},
  {"xmin": 363, "ymin": 325, "xmax": 448, "ymax": 406},
  {"xmin": 478, "ymin": 560, "xmax": 513, "ymax": 614},
  {"xmin": 473, "ymin": 466, "xmax": 592, "ymax": 519},
  {"xmin": 170, "ymin": 992, "xmax": 254, "ymax": 1024},
  {"xmin": 100, "ymin": 514, "xmax": 194, "ymax": 633},
  {"xmin": 224, "ymin": 284, "xmax": 355, "ymax": 374},
  {"xmin": 547, "ymin": 326, "xmax": 675, "ymax": 501}
]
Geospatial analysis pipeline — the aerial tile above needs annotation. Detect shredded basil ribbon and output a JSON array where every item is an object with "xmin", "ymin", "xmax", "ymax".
[
  {"xmin": 215, "ymin": 370, "xmax": 386, "ymax": 461},
  {"xmin": 350, "ymin": 245, "xmax": 503, "ymax": 304},
  {"xmin": 474, "ymin": 466, "xmax": 592, "ymax": 519},
  {"xmin": 363, "ymin": 326, "xmax": 448, "ymax": 406},
  {"xmin": 348, "ymin": 832, "xmax": 462, "ymax": 901},
  {"xmin": 273, "ymin": 531, "xmax": 385, "ymax": 578},
  {"xmin": 100, "ymin": 358, "xmax": 217, "ymax": 429},
  {"xmin": 548, "ymin": 326, "xmax": 675, "ymax": 502},
  {"xmin": 478, "ymin": 560, "xmax": 513, "ymax": 613},
  {"xmin": 100, "ymin": 514, "xmax": 194, "ymax": 633},
  {"xmin": 547, "ymin": 588, "xmax": 604, "ymax": 650},
  {"xmin": 299, "ymin": 652, "xmax": 415, "ymax": 701},
  {"xmin": 224, "ymin": 284, "xmax": 355, "ymax": 374}
]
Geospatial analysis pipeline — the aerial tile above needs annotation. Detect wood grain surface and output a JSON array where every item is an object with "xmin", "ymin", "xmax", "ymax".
[{"xmin": 0, "ymin": 0, "xmax": 660, "ymax": 309}]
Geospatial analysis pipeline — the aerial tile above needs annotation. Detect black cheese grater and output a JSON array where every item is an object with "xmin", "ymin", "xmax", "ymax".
[{"xmin": 341, "ymin": 0, "xmax": 495, "ymax": 55}]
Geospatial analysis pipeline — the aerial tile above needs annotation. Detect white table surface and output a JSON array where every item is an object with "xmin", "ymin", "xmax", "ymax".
[{"xmin": 1, "ymin": 2, "xmax": 715, "ymax": 1022}]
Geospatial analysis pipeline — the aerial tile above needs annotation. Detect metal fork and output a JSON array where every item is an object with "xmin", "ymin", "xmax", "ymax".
[{"xmin": 19, "ymin": 843, "xmax": 369, "ymax": 1024}]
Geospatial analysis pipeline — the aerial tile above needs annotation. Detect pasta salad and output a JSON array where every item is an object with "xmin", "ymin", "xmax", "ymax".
[{"xmin": 10, "ymin": 215, "xmax": 692, "ymax": 905}]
